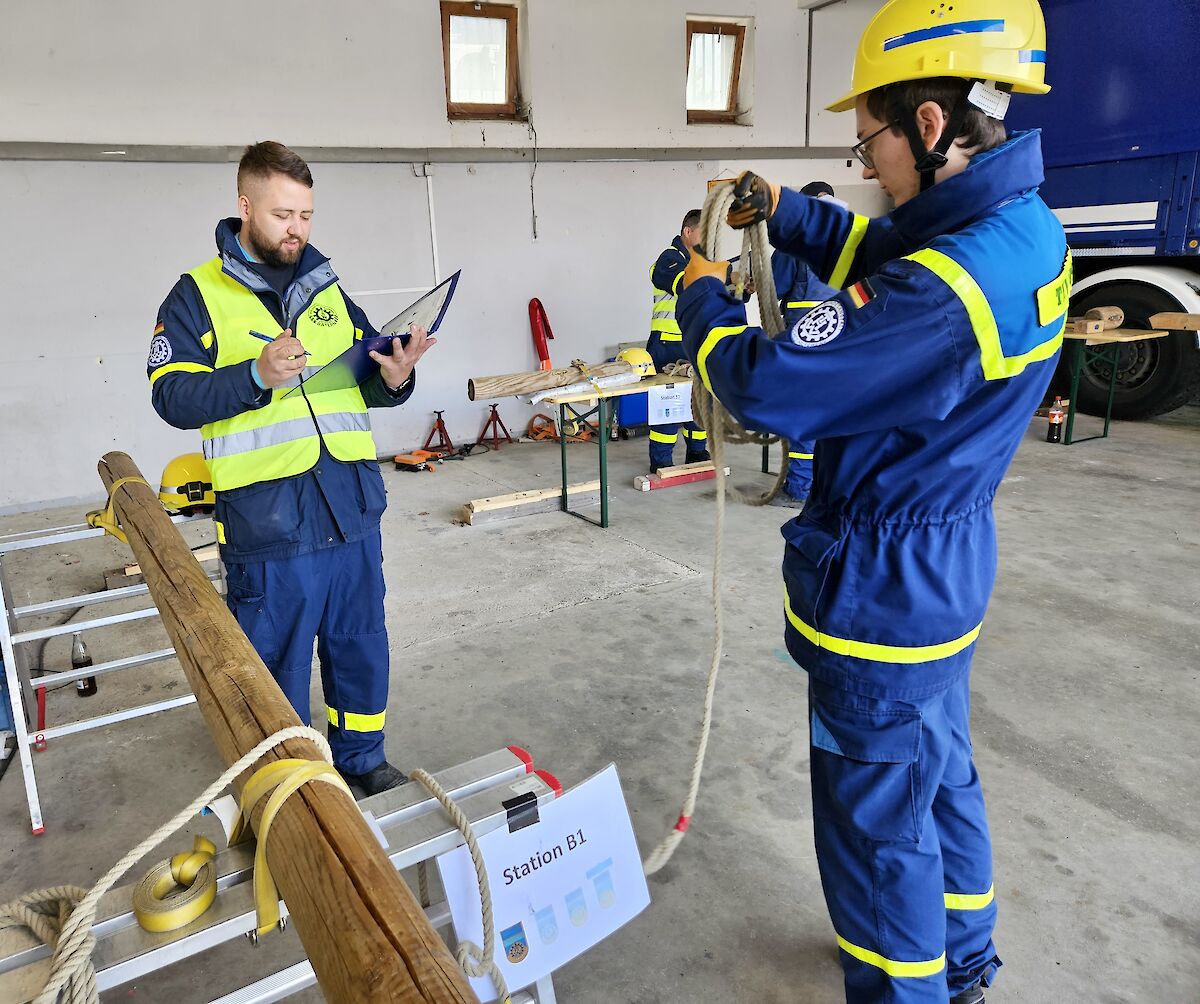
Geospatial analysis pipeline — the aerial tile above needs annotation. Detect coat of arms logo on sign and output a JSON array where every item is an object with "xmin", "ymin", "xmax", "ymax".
[{"xmin": 790, "ymin": 300, "xmax": 846, "ymax": 347}]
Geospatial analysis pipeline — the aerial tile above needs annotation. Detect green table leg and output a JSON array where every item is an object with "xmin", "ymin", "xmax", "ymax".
[
  {"xmin": 598, "ymin": 398, "xmax": 610, "ymax": 529},
  {"xmin": 558, "ymin": 403, "xmax": 569, "ymax": 512},
  {"xmin": 1101, "ymin": 344, "xmax": 1119, "ymax": 439},
  {"xmin": 1065, "ymin": 340, "xmax": 1084, "ymax": 445}
]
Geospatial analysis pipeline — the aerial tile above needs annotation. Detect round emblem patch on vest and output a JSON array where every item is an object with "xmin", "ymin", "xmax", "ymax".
[
  {"xmin": 148, "ymin": 334, "xmax": 172, "ymax": 367},
  {"xmin": 308, "ymin": 305, "xmax": 339, "ymax": 326},
  {"xmin": 790, "ymin": 301, "xmax": 845, "ymax": 347}
]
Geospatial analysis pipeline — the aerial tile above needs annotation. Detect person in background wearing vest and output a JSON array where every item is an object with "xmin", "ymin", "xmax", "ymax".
[
  {"xmin": 645, "ymin": 210, "xmax": 710, "ymax": 473},
  {"xmin": 147, "ymin": 142, "xmax": 434, "ymax": 796},
  {"xmin": 676, "ymin": 1, "xmax": 1064, "ymax": 1001},
  {"xmin": 769, "ymin": 181, "xmax": 848, "ymax": 508}
]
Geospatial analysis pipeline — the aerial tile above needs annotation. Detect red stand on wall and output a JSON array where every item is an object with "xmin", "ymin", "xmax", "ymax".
[{"xmin": 477, "ymin": 404, "xmax": 513, "ymax": 449}]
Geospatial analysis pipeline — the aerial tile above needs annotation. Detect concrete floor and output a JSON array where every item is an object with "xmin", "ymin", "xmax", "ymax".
[{"xmin": 1, "ymin": 406, "xmax": 1198, "ymax": 1003}]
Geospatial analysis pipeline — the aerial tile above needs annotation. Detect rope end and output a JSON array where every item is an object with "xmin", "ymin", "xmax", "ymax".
[{"xmin": 674, "ymin": 814, "xmax": 691, "ymax": 833}]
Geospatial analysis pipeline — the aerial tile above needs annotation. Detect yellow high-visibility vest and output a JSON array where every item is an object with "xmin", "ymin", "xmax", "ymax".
[
  {"xmin": 190, "ymin": 258, "xmax": 377, "ymax": 492},
  {"xmin": 649, "ymin": 251, "xmax": 686, "ymax": 342}
]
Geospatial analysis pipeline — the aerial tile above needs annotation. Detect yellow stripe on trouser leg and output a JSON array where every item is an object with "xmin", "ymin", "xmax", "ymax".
[
  {"xmin": 342, "ymin": 709, "xmax": 386, "ymax": 732},
  {"xmin": 649, "ymin": 430, "xmax": 678, "ymax": 444},
  {"xmin": 945, "ymin": 884, "xmax": 994, "ymax": 910},
  {"xmin": 132, "ymin": 835, "xmax": 219, "ymax": 933},
  {"xmin": 788, "ymin": 451, "xmax": 813, "ymax": 460},
  {"xmin": 684, "ymin": 429, "xmax": 708, "ymax": 441},
  {"xmin": 836, "ymin": 935, "xmax": 946, "ymax": 978},
  {"xmin": 784, "ymin": 591, "xmax": 981, "ymax": 664},
  {"xmin": 229, "ymin": 758, "xmax": 355, "ymax": 936}
]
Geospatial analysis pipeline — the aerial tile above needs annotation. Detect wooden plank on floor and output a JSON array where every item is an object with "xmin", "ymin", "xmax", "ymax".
[{"xmin": 464, "ymin": 480, "xmax": 602, "ymax": 525}]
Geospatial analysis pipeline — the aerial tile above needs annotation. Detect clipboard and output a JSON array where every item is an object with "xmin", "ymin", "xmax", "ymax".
[{"xmin": 279, "ymin": 270, "xmax": 460, "ymax": 398}]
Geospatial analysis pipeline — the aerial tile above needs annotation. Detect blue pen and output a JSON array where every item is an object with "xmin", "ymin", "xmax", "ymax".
[{"xmin": 249, "ymin": 330, "xmax": 309, "ymax": 358}]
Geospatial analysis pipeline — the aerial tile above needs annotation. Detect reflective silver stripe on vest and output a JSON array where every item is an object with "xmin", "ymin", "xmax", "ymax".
[
  {"xmin": 203, "ymin": 412, "xmax": 371, "ymax": 460},
  {"xmin": 280, "ymin": 366, "xmax": 324, "ymax": 388}
]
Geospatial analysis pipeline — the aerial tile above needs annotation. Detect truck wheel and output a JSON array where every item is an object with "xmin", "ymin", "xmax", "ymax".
[{"xmin": 1063, "ymin": 283, "xmax": 1200, "ymax": 419}]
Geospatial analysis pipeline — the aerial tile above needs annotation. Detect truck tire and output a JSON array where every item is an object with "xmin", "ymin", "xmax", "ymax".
[{"xmin": 1062, "ymin": 282, "xmax": 1200, "ymax": 419}]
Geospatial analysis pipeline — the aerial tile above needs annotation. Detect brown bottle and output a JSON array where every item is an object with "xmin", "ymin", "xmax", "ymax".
[{"xmin": 71, "ymin": 632, "xmax": 97, "ymax": 698}]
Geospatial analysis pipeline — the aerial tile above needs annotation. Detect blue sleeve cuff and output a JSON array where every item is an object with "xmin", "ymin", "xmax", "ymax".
[{"xmin": 250, "ymin": 359, "xmax": 267, "ymax": 390}]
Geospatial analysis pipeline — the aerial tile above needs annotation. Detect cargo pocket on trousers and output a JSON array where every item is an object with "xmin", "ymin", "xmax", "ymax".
[
  {"xmin": 224, "ymin": 564, "xmax": 279, "ymax": 666},
  {"xmin": 809, "ymin": 695, "xmax": 923, "ymax": 843}
]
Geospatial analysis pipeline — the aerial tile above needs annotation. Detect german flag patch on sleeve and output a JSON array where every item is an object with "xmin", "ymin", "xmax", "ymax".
[{"xmin": 847, "ymin": 278, "xmax": 876, "ymax": 309}]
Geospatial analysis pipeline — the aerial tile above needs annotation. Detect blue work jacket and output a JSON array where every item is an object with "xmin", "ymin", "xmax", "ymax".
[
  {"xmin": 679, "ymin": 131, "xmax": 1069, "ymax": 699},
  {"xmin": 149, "ymin": 219, "xmax": 415, "ymax": 563}
]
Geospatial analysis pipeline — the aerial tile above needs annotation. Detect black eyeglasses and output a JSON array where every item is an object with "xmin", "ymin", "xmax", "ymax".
[{"xmin": 851, "ymin": 122, "xmax": 896, "ymax": 171}]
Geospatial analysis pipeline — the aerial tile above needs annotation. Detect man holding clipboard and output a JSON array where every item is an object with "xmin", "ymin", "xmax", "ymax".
[{"xmin": 147, "ymin": 141, "xmax": 436, "ymax": 795}]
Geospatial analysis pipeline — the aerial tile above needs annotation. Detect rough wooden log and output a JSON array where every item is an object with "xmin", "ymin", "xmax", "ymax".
[
  {"xmin": 468, "ymin": 361, "xmax": 632, "ymax": 401},
  {"xmin": 1084, "ymin": 305, "xmax": 1124, "ymax": 329},
  {"xmin": 97, "ymin": 452, "xmax": 476, "ymax": 1004}
]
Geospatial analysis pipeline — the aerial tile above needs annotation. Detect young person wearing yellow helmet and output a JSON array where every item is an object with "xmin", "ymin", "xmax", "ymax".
[{"xmin": 676, "ymin": 2, "xmax": 1064, "ymax": 1001}]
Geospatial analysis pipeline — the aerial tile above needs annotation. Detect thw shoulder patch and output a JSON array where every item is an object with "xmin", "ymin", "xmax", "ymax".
[
  {"xmin": 148, "ymin": 327, "xmax": 172, "ymax": 367},
  {"xmin": 790, "ymin": 301, "xmax": 845, "ymax": 347}
]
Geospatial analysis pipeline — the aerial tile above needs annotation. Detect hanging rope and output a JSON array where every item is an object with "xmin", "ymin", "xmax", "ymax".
[
  {"xmin": 410, "ymin": 769, "xmax": 511, "ymax": 1004},
  {"xmin": 643, "ymin": 185, "xmax": 790, "ymax": 876},
  {"xmin": 691, "ymin": 182, "xmax": 790, "ymax": 507}
]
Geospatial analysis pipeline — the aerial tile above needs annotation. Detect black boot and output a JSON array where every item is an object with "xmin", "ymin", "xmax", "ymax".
[
  {"xmin": 950, "ymin": 982, "xmax": 985, "ymax": 1004},
  {"xmin": 684, "ymin": 450, "xmax": 711, "ymax": 464},
  {"xmin": 340, "ymin": 761, "xmax": 409, "ymax": 796}
]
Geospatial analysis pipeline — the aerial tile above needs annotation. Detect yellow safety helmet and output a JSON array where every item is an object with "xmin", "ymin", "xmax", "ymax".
[
  {"xmin": 827, "ymin": 0, "xmax": 1051, "ymax": 113},
  {"xmin": 159, "ymin": 453, "xmax": 215, "ymax": 514},
  {"xmin": 617, "ymin": 347, "xmax": 655, "ymax": 377}
]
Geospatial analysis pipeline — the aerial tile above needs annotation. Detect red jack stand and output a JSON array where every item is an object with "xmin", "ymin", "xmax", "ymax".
[
  {"xmin": 477, "ymin": 404, "xmax": 513, "ymax": 449},
  {"xmin": 423, "ymin": 411, "xmax": 455, "ymax": 452}
]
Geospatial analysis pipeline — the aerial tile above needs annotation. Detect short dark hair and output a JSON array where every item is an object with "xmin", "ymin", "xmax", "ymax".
[
  {"xmin": 237, "ymin": 141, "xmax": 313, "ymax": 194},
  {"xmin": 681, "ymin": 209, "xmax": 702, "ymax": 232},
  {"xmin": 801, "ymin": 181, "xmax": 835, "ymax": 199},
  {"xmin": 866, "ymin": 78, "xmax": 1007, "ymax": 157}
]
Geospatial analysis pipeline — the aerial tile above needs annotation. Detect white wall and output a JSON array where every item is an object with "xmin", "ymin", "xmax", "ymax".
[
  {"xmin": 1, "ymin": 0, "xmax": 813, "ymax": 150},
  {"xmin": 0, "ymin": 1, "xmax": 888, "ymax": 510}
]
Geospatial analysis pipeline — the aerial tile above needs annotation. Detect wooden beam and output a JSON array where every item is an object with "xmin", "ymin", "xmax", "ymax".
[
  {"xmin": 1150, "ymin": 311, "xmax": 1200, "ymax": 331},
  {"xmin": 97, "ymin": 453, "xmax": 476, "ymax": 1004},
  {"xmin": 468, "ymin": 361, "xmax": 632, "ymax": 401},
  {"xmin": 634, "ymin": 462, "xmax": 730, "ymax": 492},
  {"xmin": 125, "ymin": 542, "xmax": 218, "ymax": 577},
  {"xmin": 463, "ymin": 480, "xmax": 601, "ymax": 525}
]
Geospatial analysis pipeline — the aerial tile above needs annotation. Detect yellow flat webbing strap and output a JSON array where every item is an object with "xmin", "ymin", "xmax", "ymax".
[
  {"xmin": 571, "ymin": 358, "xmax": 603, "ymax": 394},
  {"xmin": 229, "ymin": 758, "xmax": 355, "ymax": 936},
  {"xmin": 85, "ymin": 476, "xmax": 153, "ymax": 544}
]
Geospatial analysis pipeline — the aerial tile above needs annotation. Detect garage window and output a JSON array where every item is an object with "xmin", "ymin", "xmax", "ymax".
[
  {"xmin": 686, "ymin": 20, "xmax": 746, "ymax": 124},
  {"xmin": 440, "ymin": 1, "xmax": 522, "ymax": 120}
]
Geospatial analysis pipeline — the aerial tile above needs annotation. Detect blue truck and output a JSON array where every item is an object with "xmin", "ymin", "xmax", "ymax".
[{"xmin": 1008, "ymin": 0, "xmax": 1200, "ymax": 417}]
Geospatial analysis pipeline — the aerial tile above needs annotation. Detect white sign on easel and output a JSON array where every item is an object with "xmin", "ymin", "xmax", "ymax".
[
  {"xmin": 437, "ymin": 765, "xmax": 650, "ymax": 1002},
  {"xmin": 647, "ymin": 382, "xmax": 693, "ymax": 425}
]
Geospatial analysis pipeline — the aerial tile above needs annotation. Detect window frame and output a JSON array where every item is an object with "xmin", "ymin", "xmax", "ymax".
[
  {"xmin": 685, "ymin": 20, "xmax": 746, "ymax": 125},
  {"xmin": 440, "ymin": 1, "xmax": 523, "ymax": 121}
]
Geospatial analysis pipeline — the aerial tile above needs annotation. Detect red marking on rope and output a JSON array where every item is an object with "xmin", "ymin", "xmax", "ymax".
[
  {"xmin": 674, "ymin": 815, "xmax": 691, "ymax": 833},
  {"xmin": 506, "ymin": 745, "xmax": 534, "ymax": 772}
]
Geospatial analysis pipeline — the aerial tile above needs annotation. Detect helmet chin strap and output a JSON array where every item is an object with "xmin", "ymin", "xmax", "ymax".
[{"xmin": 899, "ymin": 94, "xmax": 973, "ymax": 193}]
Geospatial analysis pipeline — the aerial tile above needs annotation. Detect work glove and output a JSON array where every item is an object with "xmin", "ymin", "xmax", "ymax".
[
  {"xmin": 682, "ymin": 247, "xmax": 731, "ymax": 290},
  {"xmin": 727, "ymin": 170, "xmax": 781, "ymax": 229}
]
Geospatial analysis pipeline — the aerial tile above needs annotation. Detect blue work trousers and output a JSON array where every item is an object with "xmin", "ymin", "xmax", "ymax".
[
  {"xmin": 649, "ymin": 422, "xmax": 708, "ymax": 469},
  {"xmin": 809, "ymin": 674, "xmax": 1001, "ymax": 1002},
  {"xmin": 786, "ymin": 441, "xmax": 815, "ymax": 500},
  {"xmin": 224, "ymin": 531, "xmax": 391, "ymax": 775}
]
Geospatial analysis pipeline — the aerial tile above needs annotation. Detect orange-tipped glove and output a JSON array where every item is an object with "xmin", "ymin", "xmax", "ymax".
[
  {"xmin": 682, "ymin": 246, "xmax": 732, "ymax": 290},
  {"xmin": 727, "ymin": 170, "xmax": 780, "ymax": 229}
]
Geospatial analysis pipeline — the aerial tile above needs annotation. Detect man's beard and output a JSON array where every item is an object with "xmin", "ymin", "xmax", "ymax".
[{"xmin": 244, "ymin": 218, "xmax": 304, "ymax": 268}]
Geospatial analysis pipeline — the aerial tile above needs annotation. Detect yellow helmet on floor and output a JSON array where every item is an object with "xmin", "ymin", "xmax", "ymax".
[
  {"xmin": 617, "ymin": 347, "xmax": 655, "ymax": 376},
  {"xmin": 827, "ymin": 0, "xmax": 1051, "ymax": 113},
  {"xmin": 159, "ymin": 453, "xmax": 215, "ymax": 514}
]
